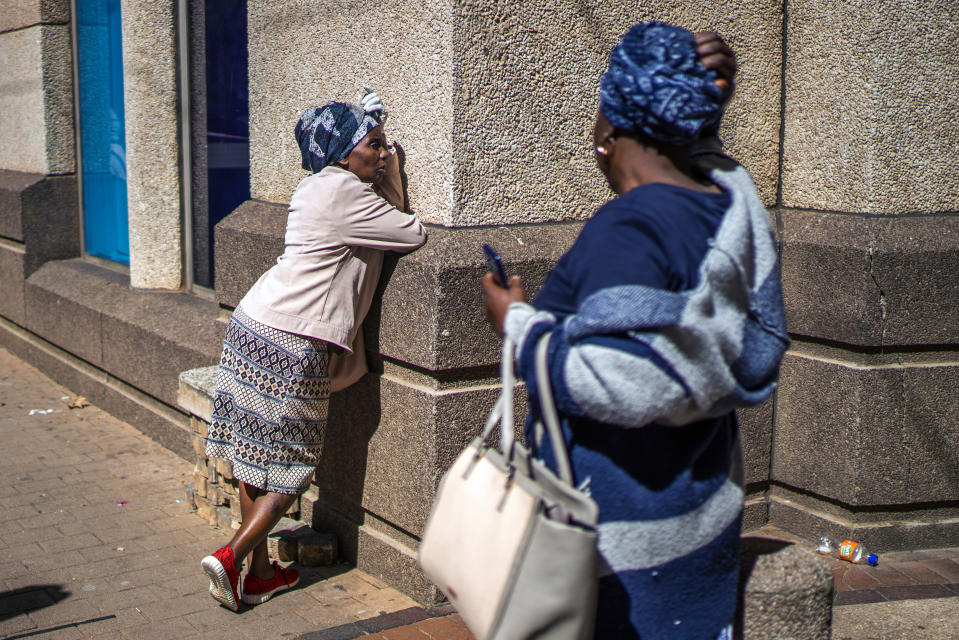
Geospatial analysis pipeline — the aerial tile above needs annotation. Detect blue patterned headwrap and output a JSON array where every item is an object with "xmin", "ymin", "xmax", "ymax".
[
  {"xmin": 600, "ymin": 22, "xmax": 722, "ymax": 145},
  {"xmin": 294, "ymin": 102, "xmax": 381, "ymax": 173}
]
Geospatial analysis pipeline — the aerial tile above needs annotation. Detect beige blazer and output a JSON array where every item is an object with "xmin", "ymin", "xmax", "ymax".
[{"xmin": 240, "ymin": 153, "xmax": 426, "ymax": 390}]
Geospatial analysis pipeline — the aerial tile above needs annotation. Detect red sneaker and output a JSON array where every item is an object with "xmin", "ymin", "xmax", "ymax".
[
  {"xmin": 241, "ymin": 562, "xmax": 300, "ymax": 604},
  {"xmin": 201, "ymin": 546, "xmax": 241, "ymax": 611}
]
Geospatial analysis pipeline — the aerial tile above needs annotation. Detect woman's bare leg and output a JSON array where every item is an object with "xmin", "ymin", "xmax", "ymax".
[{"xmin": 226, "ymin": 482, "xmax": 297, "ymax": 579}]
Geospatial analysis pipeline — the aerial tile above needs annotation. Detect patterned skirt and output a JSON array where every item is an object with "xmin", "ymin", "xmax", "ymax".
[{"xmin": 205, "ymin": 305, "xmax": 329, "ymax": 495}]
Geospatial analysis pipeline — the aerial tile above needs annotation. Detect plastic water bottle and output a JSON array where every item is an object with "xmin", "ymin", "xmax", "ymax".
[{"xmin": 817, "ymin": 536, "xmax": 878, "ymax": 565}]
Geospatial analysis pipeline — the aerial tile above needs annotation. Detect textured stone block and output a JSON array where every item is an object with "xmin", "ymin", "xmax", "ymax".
[
  {"xmin": 736, "ymin": 395, "xmax": 774, "ymax": 488},
  {"xmin": 314, "ymin": 372, "xmax": 503, "ymax": 537},
  {"xmin": 782, "ymin": 0, "xmax": 958, "ymax": 214},
  {"xmin": 190, "ymin": 434, "xmax": 206, "ymax": 457},
  {"xmin": 737, "ymin": 535, "xmax": 832, "ymax": 640},
  {"xmin": 268, "ymin": 518, "xmax": 309, "ymax": 562},
  {"xmin": 247, "ymin": 1, "xmax": 781, "ymax": 224},
  {"xmin": 297, "ymin": 532, "xmax": 337, "ymax": 567},
  {"xmin": 121, "ymin": 0, "xmax": 182, "ymax": 289},
  {"xmin": 0, "ymin": 0, "xmax": 70, "ymax": 32},
  {"xmin": 299, "ymin": 485, "xmax": 320, "ymax": 529},
  {"xmin": 773, "ymin": 350, "xmax": 959, "ymax": 507},
  {"xmin": 215, "ymin": 506, "xmax": 232, "ymax": 529},
  {"xmin": 0, "ymin": 243, "xmax": 26, "ymax": 326},
  {"xmin": 215, "ymin": 457, "xmax": 233, "ymax": 481},
  {"xmin": 0, "ymin": 26, "xmax": 74, "ymax": 174},
  {"xmin": 24, "ymin": 261, "xmax": 111, "ymax": 365},
  {"xmin": 178, "ymin": 366, "xmax": 218, "ymax": 423},
  {"xmin": 0, "ymin": 172, "xmax": 80, "ymax": 276},
  {"xmin": 781, "ymin": 210, "xmax": 959, "ymax": 347},
  {"xmin": 183, "ymin": 480, "xmax": 196, "ymax": 511},
  {"xmin": 193, "ymin": 470, "xmax": 208, "ymax": 498}
]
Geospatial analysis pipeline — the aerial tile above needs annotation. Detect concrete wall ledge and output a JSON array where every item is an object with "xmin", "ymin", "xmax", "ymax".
[
  {"xmin": 780, "ymin": 209, "xmax": 959, "ymax": 347},
  {"xmin": 0, "ymin": 0, "xmax": 69, "ymax": 34},
  {"xmin": 23, "ymin": 259, "xmax": 221, "ymax": 407},
  {"xmin": 0, "ymin": 169, "xmax": 78, "ymax": 274}
]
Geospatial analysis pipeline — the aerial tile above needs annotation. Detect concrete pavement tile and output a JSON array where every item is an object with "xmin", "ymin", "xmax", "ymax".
[
  {"xmin": 352, "ymin": 587, "xmax": 419, "ymax": 615},
  {"xmin": 296, "ymin": 599, "xmax": 371, "ymax": 628},
  {"xmin": 834, "ymin": 588, "xmax": 887, "ymax": 606},
  {"xmin": 18, "ymin": 510, "xmax": 79, "ymax": 531},
  {"xmin": 3, "ymin": 568, "xmax": 77, "ymax": 593},
  {"xmin": 3, "ymin": 522, "xmax": 66, "ymax": 546},
  {"xmin": 379, "ymin": 625, "xmax": 430, "ymax": 639},
  {"xmin": 235, "ymin": 611, "xmax": 314, "ymax": 638},
  {"xmin": 0, "ymin": 613, "xmax": 37, "ymax": 637},
  {"xmin": 0, "ymin": 586, "xmax": 55, "ymax": 619},
  {"xmin": 134, "ymin": 592, "xmax": 209, "ymax": 622},
  {"xmin": 921, "ymin": 559, "xmax": 959, "ymax": 583},
  {"xmin": 119, "ymin": 616, "xmax": 200, "ymax": 639},
  {"xmin": 26, "ymin": 596, "xmax": 102, "ymax": 628},
  {"xmin": 0, "ymin": 503, "xmax": 40, "ymax": 522},
  {"xmin": 861, "ymin": 565, "xmax": 917, "ymax": 587},
  {"xmin": 77, "ymin": 541, "xmax": 146, "ymax": 563},
  {"xmin": 876, "ymin": 583, "xmax": 957, "ymax": 602},
  {"xmin": 70, "ymin": 607, "xmax": 145, "ymax": 638},
  {"xmin": 832, "ymin": 596, "xmax": 959, "ymax": 640},
  {"xmin": 67, "ymin": 555, "xmax": 140, "ymax": 581},
  {"xmin": 894, "ymin": 561, "xmax": 953, "ymax": 584},
  {"xmin": 90, "ymin": 584, "xmax": 165, "ymax": 611},
  {"xmin": 0, "ymin": 492, "xmax": 50, "ymax": 508},
  {"xmin": 840, "ymin": 566, "xmax": 883, "ymax": 590},
  {"xmin": 183, "ymin": 600, "xmax": 247, "ymax": 633},
  {"xmin": 0, "ymin": 559, "xmax": 30, "ymax": 580},
  {"xmin": 5, "ymin": 541, "xmax": 44, "ymax": 558},
  {"xmin": 38, "ymin": 533, "xmax": 103, "ymax": 554},
  {"xmin": 143, "ymin": 513, "xmax": 207, "ymax": 535},
  {"xmin": 412, "ymin": 615, "xmax": 474, "ymax": 640}
]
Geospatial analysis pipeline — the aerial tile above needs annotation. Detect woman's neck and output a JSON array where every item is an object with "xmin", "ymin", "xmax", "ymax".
[{"xmin": 609, "ymin": 138, "xmax": 720, "ymax": 196}]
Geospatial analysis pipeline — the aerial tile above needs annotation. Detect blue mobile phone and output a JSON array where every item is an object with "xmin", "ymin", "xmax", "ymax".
[{"xmin": 482, "ymin": 244, "xmax": 509, "ymax": 289}]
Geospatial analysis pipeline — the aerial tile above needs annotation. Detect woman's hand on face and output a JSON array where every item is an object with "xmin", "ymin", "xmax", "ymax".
[
  {"xmin": 482, "ymin": 274, "xmax": 527, "ymax": 337},
  {"xmin": 694, "ymin": 31, "xmax": 736, "ymax": 97}
]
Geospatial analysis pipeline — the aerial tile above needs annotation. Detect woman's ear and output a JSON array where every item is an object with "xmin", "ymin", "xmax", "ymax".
[{"xmin": 335, "ymin": 155, "xmax": 350, "ymax": 168}]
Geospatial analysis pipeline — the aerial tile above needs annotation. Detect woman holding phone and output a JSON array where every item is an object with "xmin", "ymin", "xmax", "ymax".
[{"xmin": 483, "ymin": 25, "xmax": 788, "ymax": 638}]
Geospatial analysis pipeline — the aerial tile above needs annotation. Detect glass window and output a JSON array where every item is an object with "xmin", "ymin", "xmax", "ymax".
[
  {"xmin": 75, "ymin": 0, "xmax": 129, "ymax": 264},
  {"xmin": 188, "ymin": 0, "xmax": 250, "ymax": 288}
]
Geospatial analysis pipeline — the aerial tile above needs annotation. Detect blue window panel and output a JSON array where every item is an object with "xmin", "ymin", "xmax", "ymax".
[
  {"xmin": 194, "ymin": 0, "xmax": 249, "ymax": 287},
  {"xmin": 76, "ymin": 0, "xmax": 129, "ymax": 264}
]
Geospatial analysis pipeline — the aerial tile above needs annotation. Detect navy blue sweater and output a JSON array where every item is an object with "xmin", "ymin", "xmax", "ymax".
[{"xmin": 513, "ymin": 182, "xmax": 743, "ymax": 639}]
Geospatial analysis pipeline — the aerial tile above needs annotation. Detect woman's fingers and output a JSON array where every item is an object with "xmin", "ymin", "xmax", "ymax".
[{"xmin": 694, "ymin": 31, "xmax": 736, "ymax": 95}]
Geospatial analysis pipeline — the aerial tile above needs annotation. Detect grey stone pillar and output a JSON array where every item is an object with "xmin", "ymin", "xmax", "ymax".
[
  {"xmin": 236, "ymin": 0, "xmax": 787, "ymax": 603},
  {"xmin": 772, "ymin": 0, "xmax": 959, "ymax": 550},
  {"xmin": 120, "ymin": 0, "xmax": 183, "ymax": 289}
]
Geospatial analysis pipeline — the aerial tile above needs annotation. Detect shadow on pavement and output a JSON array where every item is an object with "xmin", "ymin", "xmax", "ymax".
[{"xmin": 0, "ymin": 585, "xmax": 71, "ymax": 622}]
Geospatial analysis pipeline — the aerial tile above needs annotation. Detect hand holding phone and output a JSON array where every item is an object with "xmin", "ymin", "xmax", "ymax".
[{"xmin": 483, "ymin": 244, "xmax": 509, "ymax": 289}]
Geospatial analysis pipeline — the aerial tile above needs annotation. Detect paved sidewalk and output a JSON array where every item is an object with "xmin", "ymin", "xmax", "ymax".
[
  {"xmin": 0, "ymin": 347, "xmax": 430, "ymax": 639},
  {"xmin": 4, "ymin": 344, "xmax": 958, "ymax": 640}
]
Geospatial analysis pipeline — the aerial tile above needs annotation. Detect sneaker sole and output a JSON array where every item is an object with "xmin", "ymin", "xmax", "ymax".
[
  {"xmin": 201, "ymin": 555, "xmax": 239, "ymax": 611},
  {"xmin": 241, "ymin": 574, "xmax": 300, "ymax": 604}
]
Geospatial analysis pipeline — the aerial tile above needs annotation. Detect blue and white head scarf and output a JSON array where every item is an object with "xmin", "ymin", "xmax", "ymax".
[
  {"xmin": 600, "ymin": 22, "xmax": 723, "ymax": 145},
  {"xmin": 294, "ymin": 102, "xmax": 381, "ymax": 173}
]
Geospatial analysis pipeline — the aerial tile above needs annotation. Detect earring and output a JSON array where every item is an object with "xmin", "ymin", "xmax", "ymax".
[{"xmin": 595, "ymin": 146, "xmax": 609, "ymax": 156}]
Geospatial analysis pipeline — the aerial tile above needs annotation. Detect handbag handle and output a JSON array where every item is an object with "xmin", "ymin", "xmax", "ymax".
[
  {"xmin": 478, "ymin": 334, "xmax": 576, "ymax": 488},
  {"xmin": 533, "ymin": 333, "xmax": 575, "ymax": 486}
]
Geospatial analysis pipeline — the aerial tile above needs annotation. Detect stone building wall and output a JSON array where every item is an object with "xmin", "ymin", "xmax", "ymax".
[{"xmin": 0, "ymin": 0, "xmax": 956, "ymax": 605}]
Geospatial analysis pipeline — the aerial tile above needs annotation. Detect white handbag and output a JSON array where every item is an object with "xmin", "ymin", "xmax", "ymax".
[{"xmin": 418, "ymin": 335, "xmax": 599, "ymax": 639}]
